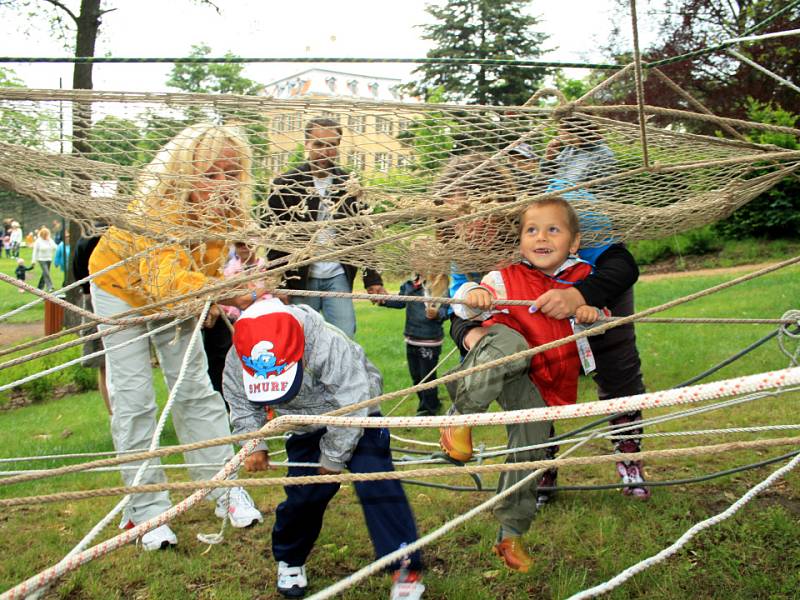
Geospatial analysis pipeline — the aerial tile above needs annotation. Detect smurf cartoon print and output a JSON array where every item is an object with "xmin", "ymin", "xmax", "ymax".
[
  {"xmin": 232, "ymin": 298, "xmax": 305, "ymax": 405},
  {"xmin": 243, "ymin": 341, "xmax": 289, "ymax": 378}
]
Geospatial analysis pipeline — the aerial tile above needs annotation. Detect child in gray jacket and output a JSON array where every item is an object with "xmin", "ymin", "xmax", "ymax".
[{"xmin": 223, "ymin": 297, "xmax": 424, "ymax": 599}]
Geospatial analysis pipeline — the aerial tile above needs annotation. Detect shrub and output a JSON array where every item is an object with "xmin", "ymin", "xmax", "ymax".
[
  {"xmin": 714, "ymin": 99, "xmax": 800, "ymax": 239},
  {"xmin": 70, "ymin": 366, "xmax": 98, "ymax": 392}
]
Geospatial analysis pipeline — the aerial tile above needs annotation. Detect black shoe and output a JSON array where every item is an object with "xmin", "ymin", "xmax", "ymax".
[{"xmin": 536, "ymin": 468, "xmax": 558, "ymax": 509}]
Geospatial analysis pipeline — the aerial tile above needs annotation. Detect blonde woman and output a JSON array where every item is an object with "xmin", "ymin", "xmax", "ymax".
[
  {"xmin": 31, "ymin": 226, "xmax": 58, "ymax": 291},
  {"xmin": 89, "ymin": 124, "xmax": 264, "ymax": 550}
]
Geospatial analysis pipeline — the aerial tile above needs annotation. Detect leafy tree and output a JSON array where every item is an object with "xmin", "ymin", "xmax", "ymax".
[
  {"xmin": 397, "ymin": 87, "xmax": 455, "ymax": 172},
  {"xmin": 167, "ymin": 44, "xmax": 272, "ymax": 199},
  {"xmin": 85, "ymin": 115, "xmax": 142, "ymax": 166},
  {"xmin": 714, "ymin": 99, "xmax": 800, "ymax": 238},
  {"xmin": 167, "ymin": 44, "xmax": 262, "ymax": 95},
  {"xmin": 605, "ymin": 0, "xmax": 800, "ymax": 123},
  {"xmin": 0, "ymin": 67, "xmax": 54, "ymax": 147},
  {"xmin": 410, "ymin": 0, "xmax": 550, "ymax": 106}
]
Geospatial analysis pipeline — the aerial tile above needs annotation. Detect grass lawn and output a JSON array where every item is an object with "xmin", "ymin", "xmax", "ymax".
[
  {"xmin": 0, "ymin": 264, "xmax": 799, "ymax": 599},
  {"xmin": 0, "ymin": 246, "xmax": 52, "ymax": 324}
]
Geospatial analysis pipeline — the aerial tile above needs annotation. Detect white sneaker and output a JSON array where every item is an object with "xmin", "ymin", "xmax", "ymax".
[
  {"xmin": 215, "ymin": 487, "xmax": 264, "ymax": 528},
  {"xmin": 277, "ymin": 561, "xmax": 308, "ymax": 598},
  {"xmin": 391, "ymin": 570, "xmax": 425, "ymax": 600},
  {"xmin": 140, "ymin": 524, "xmax": 177, "ymax": 551}
]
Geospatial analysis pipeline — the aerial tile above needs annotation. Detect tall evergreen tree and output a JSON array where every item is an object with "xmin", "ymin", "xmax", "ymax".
[{"xmin": 410, "ymin": 0, "xmax": 550, "ymax": 106}]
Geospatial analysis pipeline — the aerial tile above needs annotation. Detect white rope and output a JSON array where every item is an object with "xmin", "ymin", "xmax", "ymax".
[
  {"xmin": 268, "ymin": 367, "xmax": 800, "ymax": 430},
  {"xmin": 727, "ymin": 49, "xmax": 800, "ymax": 95},
  {"xmin": 566, "ymin": 451, "xmax": 800, "ymax": 599},
  {"xmin": 59, "ymin": 304, "xmax": 211, "ymax": 566},
  {"xmin": 0, "ymin": 437, "xmax": 263, "ymax": 600},
  {"xmin": 308, "ymin": 430, "xmax": 598, "ymax": 599},
  {"xmin": 476, "ymin": 422, "xmax": 800, "ymax": 461},
  {"xmin": 0, "ymin": 460, "xmax": 321, "ymax": 476},
  {"xmin": 0, "ymin": 436, "xmax": 291, "ymax": 464},
  {"xmin": 0, "ymin": 316, "xmax": 190, "ymax": 393},
  {"xmin": 0, "ymin": 244, "xmax": 168, "ymax": 323},
  {"xmin": 723, "ymin": 27, "xmax": 800, "ymax": 45}
]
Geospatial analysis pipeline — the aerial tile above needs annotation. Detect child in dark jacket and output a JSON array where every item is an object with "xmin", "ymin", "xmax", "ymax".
[
  {"xmin": 383, "ymin": 274, "xmax": 449, "ymax": 416},
  {"xmin": 14, "ymin": 258, "xmax": 34, "ymax": 293}
]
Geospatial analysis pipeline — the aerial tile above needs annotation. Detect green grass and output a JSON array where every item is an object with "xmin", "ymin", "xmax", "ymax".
[
  {"xmin": 0, "ymin": 246, "xmax": 49, "ymax": 323},
  {"xmin": 629, "ymin": 230, "xmax": 800, "ymax": 272},
  {"xmin": 1, "ymin": 265, "xmax": 800, "ymax": 598}
]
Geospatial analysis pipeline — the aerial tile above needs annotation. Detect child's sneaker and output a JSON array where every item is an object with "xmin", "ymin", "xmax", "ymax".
[
  {"xmin": 614, "ymin": 439, "xmax": 651, "ymax": 500},
  {"xmin": 390, "ymin": 569, "xmax": 425, "ymax": 600},
  {"xmin": 124, "ymin": 521, "xmax": 177, "ymax": 551},
  {"xmin": 536, "ymin": 468, "xmax": 558, "ymax": 509},
  {"xmin": 215, "ymin": 486, "xmax": 264, "ymax": 528},
  {"xmin": 616, "ymin": 459, "xmax": 651, "ymax": 500},
  {"xmin": 492, "ymin": 536, "xmax": 533, "ymax": 573},
  {"xmin": 439, "ymin": 426, "xmax": 473, "ymax": 462},
  {"xmin": 277, "ymin": 562, "xmax": 307, "ymax": 598}
]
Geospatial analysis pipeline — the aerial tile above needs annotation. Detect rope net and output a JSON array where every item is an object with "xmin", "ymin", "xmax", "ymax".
[{"xmin": 1, "ymin": 82, "xmax": 799, "ymax": 312}]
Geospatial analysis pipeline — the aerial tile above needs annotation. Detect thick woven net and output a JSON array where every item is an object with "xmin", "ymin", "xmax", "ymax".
[{"xmin": 1, "ymin": 86, "xmax": 798, "ymax": 312}]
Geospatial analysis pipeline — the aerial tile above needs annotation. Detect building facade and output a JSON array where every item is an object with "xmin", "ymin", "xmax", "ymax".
[{"xmin": 261, "ymin": 68, "xmax": 422, "ymax": 176}]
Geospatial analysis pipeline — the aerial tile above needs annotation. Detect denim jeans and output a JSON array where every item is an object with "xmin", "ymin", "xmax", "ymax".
[{"xmin": 291, "ymin": 272, "xmax": 356, "ymax": 338}]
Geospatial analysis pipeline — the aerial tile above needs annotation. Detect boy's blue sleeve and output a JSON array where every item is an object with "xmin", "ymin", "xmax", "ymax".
[{"xmin": 382, "ymin": 280, "xmax": 410, "ymax": 309}]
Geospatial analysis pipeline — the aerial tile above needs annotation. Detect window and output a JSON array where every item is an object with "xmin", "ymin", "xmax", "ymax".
[
  {"xmin": 375, "ymin": 152, "xmax": 391, "ymax": 172},
  {"xmin": 396, "ymin": 155, "xmax": 410, "ymax": 170},
  {"xmin": 272, "ymin": 114, "xmax": 286, "ymax": 133},
  {"xmin": 368, "ymin": 82, "xmax": 379, "ymax": 97},
  {"xmin": 350, "ymin": 152, "xmax": 365, "ymax": 171},
  {"xmin": 375, "ymin": 116, "xmax": 392, "ymax": 135},
  {"xmin": 325, "ymin": 76, "xmax": 337, "ymax": 93},
  {"xmin": 347, "ymin": 79, "xmax": 359, "ymax": 95},
  {"xmin": 292, "ymin": 112, "xmax": 305, "ymax": 131},
  {"xmin": 348, "ymin": 114, "xmax": 365, "ymax": 134},
  {"xmin": 321, "ymin": 110, "xmax": 339, "ymax": 124},
  {"xmin": 270, "ymin": 153, "xmax": 283, "ymax": 173},
  {"xmin": 397, "ymin": 118, "xmax": 412, "ymax": 135}
]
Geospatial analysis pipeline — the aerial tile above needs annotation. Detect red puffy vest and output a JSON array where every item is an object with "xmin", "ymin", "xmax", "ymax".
[{"xmin": 485, "ymin": 261, "xmax": 592, "ymax": 406}]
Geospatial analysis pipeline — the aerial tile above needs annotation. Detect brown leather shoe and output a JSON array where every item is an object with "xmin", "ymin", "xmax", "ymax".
[
  {"xmin": 439, "ymin": 425, "xmax": 473, "ymax": 462},
  {"xmin": 492, "ymin": 536, "xmax": 533, "ymax": 573}
]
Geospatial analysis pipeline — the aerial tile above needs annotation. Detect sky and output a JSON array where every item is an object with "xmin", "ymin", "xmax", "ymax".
[{"xmin": 0, "ymin": 0, "xmax": 659, "ymax": 93}]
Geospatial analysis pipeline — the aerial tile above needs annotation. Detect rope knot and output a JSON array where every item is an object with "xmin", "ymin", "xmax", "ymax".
[
  {"xmin": 552, "ymin": 101, "xmax": 577, "ymax": 121},
  {"xmin": 345, "ymin": 173, "xmax": 363, "ymax": 199}
]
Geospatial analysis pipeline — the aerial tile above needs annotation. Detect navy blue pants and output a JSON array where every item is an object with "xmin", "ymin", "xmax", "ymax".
[
  {"xmin": 406, "ymin": 343, "xmax": 441, "ymax": 415},
  {"xmin": 272, "ymin": 426, "xmax": 423, "ymax": 571}
]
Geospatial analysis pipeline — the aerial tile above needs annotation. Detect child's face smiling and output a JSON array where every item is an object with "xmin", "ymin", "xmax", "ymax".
[{"xmin": 519, "ymin": 204, "xmax": 580, "ymax": 275}]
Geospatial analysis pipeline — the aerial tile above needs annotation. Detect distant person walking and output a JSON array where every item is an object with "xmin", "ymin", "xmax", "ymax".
[{"xmin": 31, "ymin": 226, "xmax": 57, "ymax": 292}]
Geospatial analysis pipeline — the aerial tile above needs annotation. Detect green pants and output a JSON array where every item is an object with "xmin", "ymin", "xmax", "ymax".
[{"xmin": 446, "ymin": 324, "xmax": 551, "ymax": 534}]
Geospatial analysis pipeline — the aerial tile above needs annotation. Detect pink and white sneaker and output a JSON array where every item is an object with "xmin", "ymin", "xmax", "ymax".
[{"xmin": 615, "ymin": 459, "xmax": 651, "ymax": 500}]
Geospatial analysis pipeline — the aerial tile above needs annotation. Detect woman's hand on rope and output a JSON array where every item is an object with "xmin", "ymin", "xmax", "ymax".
[
  {"xmin": 536, "ymin": 288, "xmax": 586, "ymax": 320},
  {"xmin": 318, "ymin": 466, "xmax": 340, "ymax": 475},
  {"xmin": 465, "ymin": 287, "xmax": 493, "ymax": 311},
  {"xmin": 244, "ymin": 450, "xmax": 270, "ymax": 472}
]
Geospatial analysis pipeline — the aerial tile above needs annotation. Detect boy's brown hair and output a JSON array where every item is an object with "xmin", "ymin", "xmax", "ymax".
[{"xmin": 518, "ymin": 198, "xmax": 580, "ymax": 239}]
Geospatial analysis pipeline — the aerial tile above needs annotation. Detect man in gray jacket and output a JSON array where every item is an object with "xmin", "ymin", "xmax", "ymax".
[{"xmin": 223, "ymin": 298, "xmax": 424, "ymax": 599}]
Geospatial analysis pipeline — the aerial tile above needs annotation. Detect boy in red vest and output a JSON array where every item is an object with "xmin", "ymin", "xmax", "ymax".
[{"xmin": 440, "ymin": 197, "xmax": 601, "ymax": 572}]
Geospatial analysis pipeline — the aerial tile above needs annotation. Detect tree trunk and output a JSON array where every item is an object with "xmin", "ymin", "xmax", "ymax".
[{"xmin": 65, "ymin": 0, "xmax": 102, "ymax": 326}]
